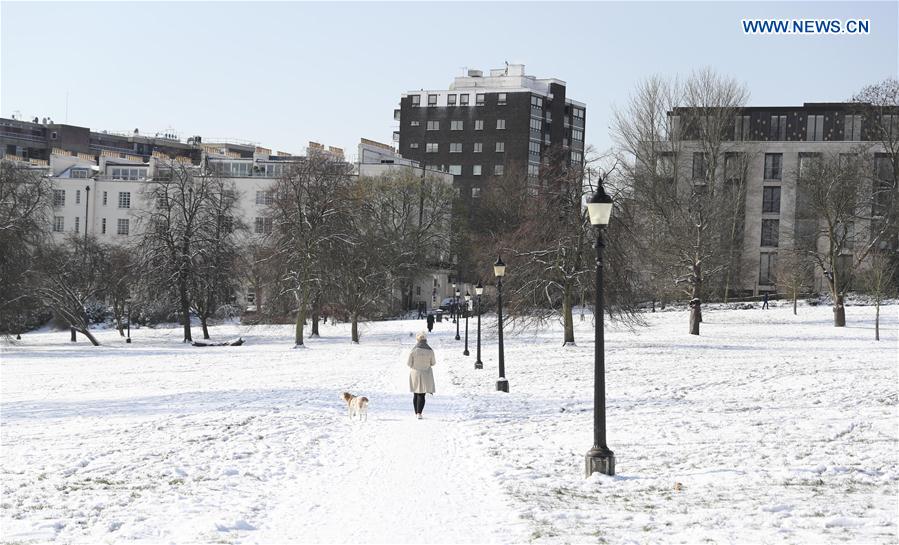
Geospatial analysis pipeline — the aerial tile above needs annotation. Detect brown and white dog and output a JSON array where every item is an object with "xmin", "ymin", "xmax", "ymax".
[{"xmin": 340, "ymin": 392, "xmax": 369, "ymax": 422}]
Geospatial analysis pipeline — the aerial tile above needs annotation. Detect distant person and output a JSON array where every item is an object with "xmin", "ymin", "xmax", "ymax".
[
  {"xmin": 426, "ymin": 313, "xmax": 434, "ymax": 332},
  {"xmin": 762, "ymin": 292, "xmax": 769, "ymax": 310},
  {"xmin": 417, "ymin": 301, "xmax": 425, "ymax": 319},
  {"xmin": 407, "ymin": 331, "xmax": 436, "ymax": 419}
]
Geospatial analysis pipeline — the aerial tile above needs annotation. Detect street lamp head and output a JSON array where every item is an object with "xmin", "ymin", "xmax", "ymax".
[
  {"xmin": 493, "ymin": 256, "xmax": 506, "ymax": 278},
  {"xmin": 475, "ymin": 282, "xmax": 484, "ymax": 296},
  {"xmin": 452, "ymin": 282, "xmax": 457, "ymax": 289},
  {"xmin": 586, "ymin": 182, "xmax": 613, "ymax": 226},
  {"xmin": 465, "ymin": 291, "xmax": 471, "ymax": 303},
  {"xmin": 455, "ymin": 289, "xmax": 460, "ymax": 297}
]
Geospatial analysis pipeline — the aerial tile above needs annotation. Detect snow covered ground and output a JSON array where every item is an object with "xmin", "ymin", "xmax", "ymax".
[{"xmin": 1, "ymin": 301, "xmax": 897, "ymax": 544}]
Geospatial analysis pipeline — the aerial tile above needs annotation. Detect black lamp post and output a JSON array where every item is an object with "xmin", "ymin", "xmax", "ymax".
[
  {"xmin": 463, "ymin": 291, "xmax": 471, "ymax": 356},
  {"xmin": 584, "ymin": 182, "xmax": 615, "ymax": 477},
  {"xmin": 451, "ymin": 282, "xmax": 457, "ymax": 324},
  {"xmin": 474, "ymin": 282, "xmax": 483, "ymax": 369},
  {"xmin": 454, "ymin": 287, "xmax": 461, "ymax": 340},
  {"xmin": 125, "ymin": 298, "xmax": 132, "ymax": 344},
  {"xmin": 494, "ymin": 257, "xmax": 508, "ymax": 393}
]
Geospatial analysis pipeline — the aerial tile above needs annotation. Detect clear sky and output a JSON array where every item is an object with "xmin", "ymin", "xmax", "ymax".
[{"xmin": 2, "ymin": 1, "xmax": 896, "ymax": 159}]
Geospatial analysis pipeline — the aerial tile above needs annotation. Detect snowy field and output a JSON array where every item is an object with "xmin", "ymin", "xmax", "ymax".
[{"xmin": 1, "ymin": 301, "xmax": 897, "ymax": 544}]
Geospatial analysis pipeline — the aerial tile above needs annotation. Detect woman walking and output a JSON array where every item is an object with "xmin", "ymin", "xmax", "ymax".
[{"xmin": 408, "ymin": 331, "xmax": 436, "ymax": 419}]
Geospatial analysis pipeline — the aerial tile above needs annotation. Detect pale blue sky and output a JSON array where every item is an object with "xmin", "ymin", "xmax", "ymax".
[{"xmin": 2, "ymin": 1, "xmax": 896, "ymax": 158}]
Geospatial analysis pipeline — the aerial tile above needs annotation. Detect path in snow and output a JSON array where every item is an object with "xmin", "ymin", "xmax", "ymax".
[{"xmin": 253, "ymin": 330, "xmax": 528, "ymax": 543}]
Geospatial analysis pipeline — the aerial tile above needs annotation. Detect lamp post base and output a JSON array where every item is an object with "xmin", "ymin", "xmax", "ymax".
[
  {"xmin": 474, "ymin": 360, "xmax": 483, "ymax": 369},
  {"xmin": 455, "ymin": 334, "xmax": 460, "ymax": 340},
  {"xmin": 496, "ymin": 378, "xmax": 509, "ymax": 393},
  {"xmin": 126, "ymin": 338, "xmax": 132, "ymax": 344},
  {"xmin": 463, "ymin": 349, "xmax": 469, "ymax": 356},
  {"xmin": 585, "ymin": 448, "xmax": 615, "ymax": 477}
]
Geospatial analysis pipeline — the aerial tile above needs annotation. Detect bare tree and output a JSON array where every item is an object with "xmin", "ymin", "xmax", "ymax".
[
  {"xmin": 267, "ymin": 152, "xmax": 354, "ymax": 347},
  {"xmin": 0, "ymin": 160, "xmax": 51, "ymax": 337},
  {"xmin": 103, "ymin": 245, "xmax": 137, "ymax": 335},
  {"xmin": 860, "ymin": 249, "xmax": 896, "ymax": 341},
  {"xmin": 614, "ymin": 69, "xmax": 750, "ymax": 335},
  {"xmin": 137, "ymin": 160, "xmax": 218, "ymax": 342},
  {"xmin": 774, "ymin": 248, "xmax": 813, "ymax": 315},
  {"xmin": 794, "ymin": 150, "xmax": 890, "ymax": 326},
  {"xmin": 30, "ymin": 236, "xmax": 108, "ymax": 346}
]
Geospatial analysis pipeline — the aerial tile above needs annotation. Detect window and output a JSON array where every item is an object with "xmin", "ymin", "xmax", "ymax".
[
  {"xmin": 53, "ymin": 189, "xmax": 65, "ymax": 207},
  {"xmin": 117, "ymin": 218, "xmax": 130, "ymax": 236},
  {"xmin": 473, "ymin": 142, "xmax": 482, "ymax": 153},
  {"xmin": 570, "ymin": 151, "xmax": 583, "ymax": 165},
  {"xmin": 769, "ymin": 115, "xmax": 786, "ymax": 140},
  {"xmin": 807, "ymin": 114, "xmax": 824, "ymax": 141},
  {"xmin": 881, "ymin": 114, "xmax": 898, "ymax": 139},
  {"xmin": 762, "ymin": 187, "xmax": 781, "ymax": 213},
  {"xmin": 764, "ymin": 153, "xmax": 782, "ymax": 180},
  {"xmin": 529, "ymin": 141, "xmax": 540, "ymax": 158},
  {"xmin": 74, "ymin": 217, "xmax": 79, "ymax": 233},
  {"xmin": 410, "ymin": 120, "xmax": 420, "ymax": 127},
  {"xmin": 459, "ymin": 94, "xmax": 469, "ymax": 106},
  {"xmin": 51, "ymin": 131, "xmax": 58, "ymax": 140},
  {"xmin": 799, "ymin": 153, "xmax": 820, "ymax": 180},
  {"xmin": 572, "ymin": 107, "xmax": 585, "ymax": 120},
  {"xmin": 450, "ymin": 120, "xmax": 463, "ymax": 131},
  {"xmin": 496, "ymin": 119, "xmax": 506, "ymax": 130},
  {"xmin": 449, "ymin": 165, "xmax": 462, "ymax": 175},
  {"xmin": 255, "ymin": 191, "xmax": 273, "ymax": 205},
  {"xmin": 53, "ymin": 216, "xmax": 64, "ymax": 232},
  {"xmin": 450, "ymin": 143, "xmax": 462, "ymax": 153},
  {"xmin": 102, "ymin": 191, "xmax": 107, "ymax": 206},
  {"xmin": 761, "ymin": 219, "xmax": 779, "ymax": 247},
  {"xmin": 691, "ymin": 152, "xmax": 708, "ymax": 180},
  {"xmin": 428, "ymin": 94, "xmax": 438, "ymax": 107},
  {"xmin": 836, "ymin": 222, "xmax": 855, "ymax": 250},
  {"xmin": 254, "ymin": 217, "xmax": 273, "ymax": 234},
  {"xmin": 528, "ymin": 164, "xmax": 540, "ymax": 177},
  {"xmin": 494, "ymin": 164, "xmax": 504, "ymax": 176},
  {"xmin": 411, "ymin": 95, "xmax": 421, "ymax": 107},
  {"xmin": 118, "ymin": 192, "xmax": 131, "ymax": 209},
  {"xmin": 75, "ymin": 190, "xmax": 81, "ymax": 205},
  {"xmin": 409, "ymin": 142, "xmax": 419, "ymax": 149},
  {"xmin": 497, "ymin": 93, "xmax": 507, "ymax": 105},
  {"xmin": 495, "ymin": 142, "xmax": 505, "ymax": 153},
  {"xmin": 447, "ymin": 94, "xmax": 457, "ymax": 106},
  {"xmin": 572, "ymin": 129, "xmax": 584, "ymax": 142},
  {"xmin": 426, "ymin": 143, "xmax": 439, "ymax": 153},
  {"xmin": 725, "ymin": 153, "xmax": 743, "ymax": 181},
  {"xmin": 844, "ymin": 114, "xmax": 862, "ymax": 141},
  {"xmin": 759, "ymin": 253, "xmax": 777, "ymax": 285},
  {"xmin": 427, "ymin": 120, "xmax": 440, "ymax": 131},
  {"xmin": 476, "ymin": 94, "xmax": 485, "ymax": 106},
  {"xmin": 474, "ymin": 120, "xmax": 484, "ymax": 131},
  {"xmin": 531, "ymin": 96, "xmax": 543, "ymax": 110},
  {"xmin": 101, "ymin": 218, "xmax": 107, "ymax": 234},
  {"xmin": 734, "ymin": 115, "xmax": 751, "ymax": 141},
  {"xmin": 472, "ymin": 187, "xmax": 481, "ymax": 198},
  {"xmin": 472, "ymin": 165, "xmax": 482, "ymax": 176},
  {"xmin": 529, "ymin": 118, "xmax": 542, "ymax": 132}
]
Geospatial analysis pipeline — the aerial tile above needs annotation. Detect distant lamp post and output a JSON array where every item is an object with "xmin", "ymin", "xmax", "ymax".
[
  {"xmin": 452, "ymin": 282, "xmax": 458, "ymax": 324},
  {"xmin": 125, "ymin": 298, "xmax": 132, "ymax": 344},
  {"xmin": 454, "ymin": 288, "xmax": 461, "ymax": 340},
  {"xmin": 463, "ymin": 291, "xmax": 471, "ymax": 356},
  {"xmin": 584, "ymin": 182, "xmax": 615, "ymax": 477},
  {"xmin": 474, "ymin": 282, "xmax": 484, "ymax": 369},
  {"xmin": 494, "ymin": 256, "xmax": 508, "ymax": 393}
]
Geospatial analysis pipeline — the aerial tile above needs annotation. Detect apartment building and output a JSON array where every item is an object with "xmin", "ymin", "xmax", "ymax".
[
  {"xmin": 669, "ymin": 102, "xmax": 897, "ymax": 295},
  {"xmin": 395, "ymin": 64, "xmax": 586, "ymax": 202}
]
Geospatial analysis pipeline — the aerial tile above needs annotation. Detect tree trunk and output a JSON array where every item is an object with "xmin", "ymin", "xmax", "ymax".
[
  {"xmin": 793, "ymin": 290, "xmax": 797, "ymax": 315},
  {"xmin": 115, "ymin": 313, "xmax": 124, "ymax": 336},
  {"xmin": 690, "ymin": 271, "xmax": 701, "ymax": 336},
  {"xmin": 562, "ymin": 284, "xmax": 574, "ymax": 345},
  {"xmin": 311, "ymin": 297, "xmax": 320, "ymax": 337},
  {"xmin": 201, "ymin": 316, "xmax": 210, "ymax": 340},
  {"xmin": 351, "ymin": 313, "xmax": 359, "ymax": 343},
  {"xmin": 78, "ymin": 328, "xmax": 100, "ymax": 346},
  {"xmin": 70, "ymin": 327, "xmax": 76, "ymax": 342},
  {"xmin": 833, "ymin": 293, "xmax": 846, "ymax": 327},
  {"xmin": 875, "ymin": 301, "xmax": 880, "ymax": 341},
  {"xmin": 580, "ymin": 290, "xmax": 586, "ymax": 321}
]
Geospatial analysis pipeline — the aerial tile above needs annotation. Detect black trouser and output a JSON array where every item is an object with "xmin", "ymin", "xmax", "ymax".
[{"xmin": 413, "ymin": 393, "xmax": 427, "ymax": 414}]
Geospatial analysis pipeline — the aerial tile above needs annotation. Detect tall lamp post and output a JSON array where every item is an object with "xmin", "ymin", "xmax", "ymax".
[
  {"xmin": 474, "ymin": 282, "xmax": 483, "ymax": 369},
  {"xmin": 463, "ymin": 291, "xmax": 471, "ymax": 356},
  {"xmin": 494, "ymin": 257, "xmax": 508, "ymax": 393},
  {"xmin": 584, "ymin": 182, "xmax": 615, "ymax": 477},
  {"xmin": 125, "ymin": 298, "xmax": 132, "ymax": 343},
  {"xmin": 454, "ymin": 287, "xmax": 461, "ymax": 340}
]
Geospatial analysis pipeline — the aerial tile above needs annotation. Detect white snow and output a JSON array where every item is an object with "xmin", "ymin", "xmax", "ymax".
[{"xmin": 1, "ymin": 301, "xmax": 897, "ymax": 544}]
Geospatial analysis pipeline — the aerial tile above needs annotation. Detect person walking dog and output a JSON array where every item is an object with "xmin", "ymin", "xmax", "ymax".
[{"xmin": 408, "ymin": 331, "xmax": 436, "ymax": 419}]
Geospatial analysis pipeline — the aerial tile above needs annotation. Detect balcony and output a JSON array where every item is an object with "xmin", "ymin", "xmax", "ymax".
[{"xmin": 394, "ymin": 109, "xmax": 401, "ymax": 121}]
